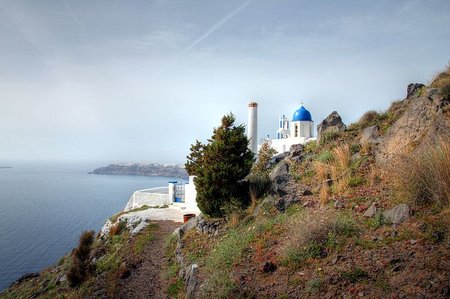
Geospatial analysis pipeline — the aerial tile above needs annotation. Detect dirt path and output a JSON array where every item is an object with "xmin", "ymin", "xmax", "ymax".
[{"xmin": 118, "ymin": 220, "xmax": 181, "ymax": 299}]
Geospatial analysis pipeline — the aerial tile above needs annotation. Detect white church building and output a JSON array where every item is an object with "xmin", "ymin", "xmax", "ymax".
[{"xmin": 248, "ymin": 102, "xmax": 316, "ymax": 154}]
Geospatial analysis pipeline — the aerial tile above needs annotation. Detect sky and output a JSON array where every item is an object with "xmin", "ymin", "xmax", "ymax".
[{"xmin": 0, "ymin": 0, "xmax": 449, "ymax": 163}]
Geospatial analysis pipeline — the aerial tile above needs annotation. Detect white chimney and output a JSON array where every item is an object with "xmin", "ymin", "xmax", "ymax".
[{"xmin": 247, "ymin": 102, "xmax": 258, "ymax": 153}]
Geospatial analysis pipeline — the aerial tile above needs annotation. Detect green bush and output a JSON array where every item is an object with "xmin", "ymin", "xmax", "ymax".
[
  {"xmin": 316, "ymin": 150, "xmax": 333, "ymax": 163},
  {"xmin": 320, "ymin": 131, "xmax": 340, "ymax": 145},
  {"xmin": 251, "ymin": 140, "xmax": 277, "ymax": 176}
]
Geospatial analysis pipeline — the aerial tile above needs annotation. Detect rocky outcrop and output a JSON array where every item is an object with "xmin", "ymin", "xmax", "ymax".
[
  {"xmin": 287, "ymin": 144, "xmax": 305, "ymax": 162},
  {"xmin": 360, "ymin": 125, "xmax": 380, "ymax": 145},
  {"xmin": 376, "ymin": 85, "xmax": 450, "ymax": 164},
  {"xmin": 407, "ymin": 83, "xmax": 425, "ymax": 99},
  {"xmin": 269, "ymin": 160, "xmax": 290, "ymax": 196},
  {"xmin": 90, "ymin": 163, "xmax": 188, "ymax": 179},
  {"xmin": 317, "ymin": 111, "xmax": 346, "ymax": 142}
]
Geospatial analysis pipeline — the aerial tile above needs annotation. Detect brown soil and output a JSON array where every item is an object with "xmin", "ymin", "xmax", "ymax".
[{"xmin": 117, "ymin": 220, "xmax": 180, "ymax": 299}]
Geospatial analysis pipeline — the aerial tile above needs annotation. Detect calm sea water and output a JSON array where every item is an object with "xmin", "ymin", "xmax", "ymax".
[{"xmin": 0, "ymin": 161, "xmax": 179, "ymax": 291}]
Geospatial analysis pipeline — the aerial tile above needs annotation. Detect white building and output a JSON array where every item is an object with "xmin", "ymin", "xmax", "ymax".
[{"xmin": 249, "ymin": 103, "xmax": 316, "ymax": 154}]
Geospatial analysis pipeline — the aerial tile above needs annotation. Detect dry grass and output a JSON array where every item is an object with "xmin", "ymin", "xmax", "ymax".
[
  {"xmin": 314, "ymin": 162, "xmax": 330, "ymax": 205},
  {"xmin": 430, "ymin": 63, "xmax": 450, "ymax": 100},
  {"xmin": 281, "ymin": 209, "xmax": 358, "ymax": 268},
  {"xmin": 229, "ymin": 212, "xmax": 241, "ymax": 228},
  {"xmin": 368, "ymin": 164, "xmax": 380, "ymax": 187},
  {"xmin": 331, "ymin": 144, "xmax": 351, "ymax": 193},
  {"xmin": 390, "ymin": 138, "xmax": 450, "ymax": 207},
  {"xmin": 358, "ymin": 110, "xmax": 379, "ymax": 126},
  {"xmin": 67, "ymin": 230, "xmax": 95, "ymax": 287}
]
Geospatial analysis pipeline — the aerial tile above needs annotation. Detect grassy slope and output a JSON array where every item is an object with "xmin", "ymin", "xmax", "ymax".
[{"xmin": 178, "ymin": 68, "xmax": 450, "ymax": 298}]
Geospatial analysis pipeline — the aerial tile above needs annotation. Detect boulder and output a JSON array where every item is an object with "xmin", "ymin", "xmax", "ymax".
[
  {"xmin": 99, "ymin": 220, "xmax": 113, "ymax": 239},
  {"xmin": 407, "ymin": 83, "xmax": 425, "ymax": 99},
  {"xmin": 185, "ymin": 264, "xmax": 199, "ymax": 299},
  {"xmin": 275, "ymin": 195, "xmax": 300, "ymax": 212},
  {"xmin": 271, "ymin": 152, "xmax": 289, "ymax": 164},
  {"xmin": 382, "ymin": 204, "xmax": 410, "ymax": 224},
  {"xmin": 363, "ymin": 202, "xmax": 377, "ymax": 218},
  {"xmin": 317, "ymin": 111, "xmax": 346, "ymax": 142},
  {"xmin": 360, "ymin": 125, "xmax": 380, "ymax": 145},
  {"xmin": 269, "ymin": 160, "xmax": 291, "ymax": 196},
  {"xmin": 131, "ymin": 220, "xmax": 149, "ymax": 235},
  {"xmin": 287, "ymin": 144, "xmax": 305, "ymax": 162}
]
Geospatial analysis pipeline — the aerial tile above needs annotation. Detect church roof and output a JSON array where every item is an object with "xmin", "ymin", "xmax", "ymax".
[{"xmin": 292, "ymin": 105, "xmax": 312, "ymax": 122}]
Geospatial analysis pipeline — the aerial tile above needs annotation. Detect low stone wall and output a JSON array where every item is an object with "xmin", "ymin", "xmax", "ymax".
[{"xmin": 124, "ymin": 188, "xmax": 170, "ymax": 211}]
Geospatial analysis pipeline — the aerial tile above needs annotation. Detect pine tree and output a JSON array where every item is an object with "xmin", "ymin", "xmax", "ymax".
[{"xmin": 185, "ymin": 114, "xmax": 254, "ymax": 217}]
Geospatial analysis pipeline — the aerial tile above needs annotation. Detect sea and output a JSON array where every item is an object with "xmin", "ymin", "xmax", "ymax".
[{"xmin": 0, "ymin": 161, "xmax": 180, "ymax": 291}]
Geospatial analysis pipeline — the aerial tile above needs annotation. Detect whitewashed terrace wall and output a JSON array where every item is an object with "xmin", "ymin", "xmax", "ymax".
[{"xmin": 124, "ymin": 187, "xmax": 170, "ymax": 211}]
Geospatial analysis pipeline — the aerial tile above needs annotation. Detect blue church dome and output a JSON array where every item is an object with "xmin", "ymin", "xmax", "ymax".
[{"xmin": 292, "ymin": 105, "xmax": 312, "ymax": 122}]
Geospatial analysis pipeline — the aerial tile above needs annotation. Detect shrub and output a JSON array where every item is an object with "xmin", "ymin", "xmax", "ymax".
[
  {"xmin": 109, "ymin": 221, "xmax": 126, "ymax": 237},
  {"xmin": 67, "ymin": 230, "xmax": 95, "ymax": 287},
  {"xmin": 316, "ymin": 150, "xmax": 333, "ymax": 163},
  {"xmin": 251, "ymin": 140, "xmax": 277, "ymax": 176},
  {"xmin": 358, "ymin": 110, "xmax": 379, "ymax": 127},
  {"xmin": 348, "ymin": 175, "xmax": 365, "ymax": 187},
  {"xmin": 185, "ymin": 114, "xmax": 254, "ymax": 217},
  {"xmin": 350, "ymin": 143, "xmax": 361, "ymax": 154},
  {"xmin": 304, "ymin": 140, "xmax": 318, "ymax": 153},
  {"xmin": 390, "ymin": 138, "xmax": 450, "ymax": 207},
  {"xmin": 320, "ymin": 131, "xmax": 340, "ymax": 145},
  {"xmin": 430, "ymin": 63, "xmax": 450, "ymax": 100},
  {"xmin": 248, "ymin": 173, "xmax": 272, "ymax": 201}
]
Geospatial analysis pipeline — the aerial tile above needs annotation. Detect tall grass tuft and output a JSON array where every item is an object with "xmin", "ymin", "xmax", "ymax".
[
  {"xmin": 391, "ymin": 138, "xmax": 450, "ymax": 207},
  {"xmin": 331, "ymin": 144, "xmax": 351, "ymax": 193},
  {"xmin": 430, "ymin": 63, "xmax": 450, "ymax": 100},
  {"xmin": 314, "ymin": 162, "xmax": 330, "ymax": 205},
  {"xmin": 67, "ymin": 230, "xmax": 95, "ymax": 287}
]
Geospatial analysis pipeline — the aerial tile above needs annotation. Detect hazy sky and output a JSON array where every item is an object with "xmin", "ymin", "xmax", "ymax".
[{"xmin": 1, "ymin": 0, "xmax": 449, "ymax": 163}]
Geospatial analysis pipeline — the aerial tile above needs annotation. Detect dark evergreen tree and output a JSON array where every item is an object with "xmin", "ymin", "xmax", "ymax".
[{"xmin": 185, "ymin": 114, "xmax": 254, "ymax": 217}]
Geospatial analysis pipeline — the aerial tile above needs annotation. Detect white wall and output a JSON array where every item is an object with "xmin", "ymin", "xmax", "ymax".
[
  {"xmin": 184, "ymin": 176, "xmax": 198, "ymax": 209},
  {"xmin": 124, "ymin": 188, "xmax": 171, "ymax": 211}
]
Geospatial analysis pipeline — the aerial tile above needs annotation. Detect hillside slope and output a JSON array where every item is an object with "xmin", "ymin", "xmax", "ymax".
[{"xmin": 1, "ymin": 66, "xmax": 449, "ymax": 298}]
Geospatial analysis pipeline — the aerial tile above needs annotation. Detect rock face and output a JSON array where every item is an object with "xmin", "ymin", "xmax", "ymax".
[
  {"xmin": 269, "ymin": 160, "xmax": 290, "ymax": 196},
  {"xmin": 407, "ymin": 83, "xmax": 425, "ymax": 99},
  {"xmin": 317, "ymin": 111, "xmax": 346, "ymax": 142},
  {"xmin": 360, "ymin": 125, "xmax": 380, "ymax": 145},
  {"xmin": 287, "ymin": 144, "xmax": 305, "ymax": 162},
  {"xmin": 382, "ymin": 204, "xmax": 410, "ymax": 224},
  {"xmin": 376, "ymin": 85, "xmax": 450, "ymax": 164}
]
